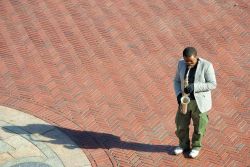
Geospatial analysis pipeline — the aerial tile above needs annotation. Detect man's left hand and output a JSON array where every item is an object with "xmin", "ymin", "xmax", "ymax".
[{"xmin": 184, "ymin": 84, "xmax": 194, "ymax": 94}]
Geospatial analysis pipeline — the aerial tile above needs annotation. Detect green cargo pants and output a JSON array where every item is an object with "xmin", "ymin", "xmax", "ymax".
[{"xmin": 175, "ymin": 100, "xmax": 208, "ymax": 150}]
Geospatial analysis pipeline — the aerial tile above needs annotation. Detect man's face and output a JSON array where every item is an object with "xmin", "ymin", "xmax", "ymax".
[{"xmin": 184, "ymin": 55, "xmax": 198, "ymax": 68}]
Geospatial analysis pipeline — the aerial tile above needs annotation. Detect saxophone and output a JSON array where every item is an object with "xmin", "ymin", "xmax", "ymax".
[{"xmin": 180, "ymin": 66, "xmax": 191, "ymax": 114}]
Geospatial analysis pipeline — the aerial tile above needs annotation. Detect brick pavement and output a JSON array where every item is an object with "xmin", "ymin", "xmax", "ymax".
[{"xmin": 0, "ymin": 0, "xmax": 249, "ymax": 166}]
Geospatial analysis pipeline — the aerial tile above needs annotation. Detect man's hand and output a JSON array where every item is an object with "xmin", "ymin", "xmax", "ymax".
[
  {"xmin": 177, "ymin": 93, "xmax": 182, "ymax": 105},
  {"xmin": 184, "ymin": 84, "xmax": 194, "ymax": 94}
]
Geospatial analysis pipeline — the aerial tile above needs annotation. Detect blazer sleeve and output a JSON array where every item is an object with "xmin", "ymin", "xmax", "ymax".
[
  {"xmin": 174, "ymin": 62, "xmax": 182, "ymax": 96},
  {"xmin": 194, "ymin": 63, "xmax": 217, "ymax": 92}
]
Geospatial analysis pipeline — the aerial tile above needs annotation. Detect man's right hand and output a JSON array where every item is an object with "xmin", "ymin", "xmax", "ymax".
[{"xmin": 177, "ymin": 93, "xmax": 182, "ymax": 105}]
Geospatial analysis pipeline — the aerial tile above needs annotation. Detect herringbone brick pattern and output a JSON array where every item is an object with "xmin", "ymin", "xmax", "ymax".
[{"xmin": 0, "ymin": 0, "xmax": 249, "ymax": 166}]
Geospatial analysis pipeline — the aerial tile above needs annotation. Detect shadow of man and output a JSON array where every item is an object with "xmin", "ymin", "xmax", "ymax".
[{"xmin": 2, "ymin": 124, "xmax": 175, "ymax": 155}]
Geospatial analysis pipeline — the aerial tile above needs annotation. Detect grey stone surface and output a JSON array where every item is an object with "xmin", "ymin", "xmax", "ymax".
[
  {"xmin": 1, "ymin": 157, "xmax": 45, "ymax": 167},
  {"xmin": 0, "ymin": 140, "xmax": 15, "ymax": 153},
  {"xmin": 10, "ymin": 162, "xmax": 51, "ymax": 167},
  {"xmin": 0, "ymin": 106, "xmax": 92, "ymax": 167}
]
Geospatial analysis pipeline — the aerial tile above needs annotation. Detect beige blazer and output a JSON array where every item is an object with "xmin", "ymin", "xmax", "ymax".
[{"xmin": 174, "ymin": 58, "xmax": 217, "ymax": 112}]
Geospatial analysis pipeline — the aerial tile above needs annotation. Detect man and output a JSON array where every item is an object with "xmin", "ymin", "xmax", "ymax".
[{"xmin": 173, "ymin": 47, "xmax": 217, "ymax": 158}]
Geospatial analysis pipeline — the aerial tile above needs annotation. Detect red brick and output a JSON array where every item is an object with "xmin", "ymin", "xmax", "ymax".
[{"xmin": 0, "ymin": 0, "xmax": 249, "ymax": 166}]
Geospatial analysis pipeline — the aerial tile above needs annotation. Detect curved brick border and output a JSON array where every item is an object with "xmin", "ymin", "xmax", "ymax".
[{"xmin": 0, "ymin": 95, "xmax": 101, "ymax": 167}]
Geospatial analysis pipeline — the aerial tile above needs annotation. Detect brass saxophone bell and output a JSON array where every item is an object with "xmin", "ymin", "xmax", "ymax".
[
  {"xmin": 180, "ymin": 95, "xmax": 190, "ymax": 114},
  {"xmin": 180, "ymin": 65, "xmax": 191, "ymax": 114}
]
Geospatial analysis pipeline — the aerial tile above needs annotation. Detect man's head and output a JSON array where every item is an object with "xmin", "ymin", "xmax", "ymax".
[{"xmin": 183, "ymin": 47, "xmax": 198, "ymax": 67}]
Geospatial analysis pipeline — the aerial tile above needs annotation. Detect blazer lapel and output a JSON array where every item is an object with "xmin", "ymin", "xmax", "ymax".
[
  {"xmin": 180, "ymin": 63, "xmax": 187, "ymax": 82},
  {"xmin": 195, "ymin": 58, "xmax": 202, "ymax": 82}
]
